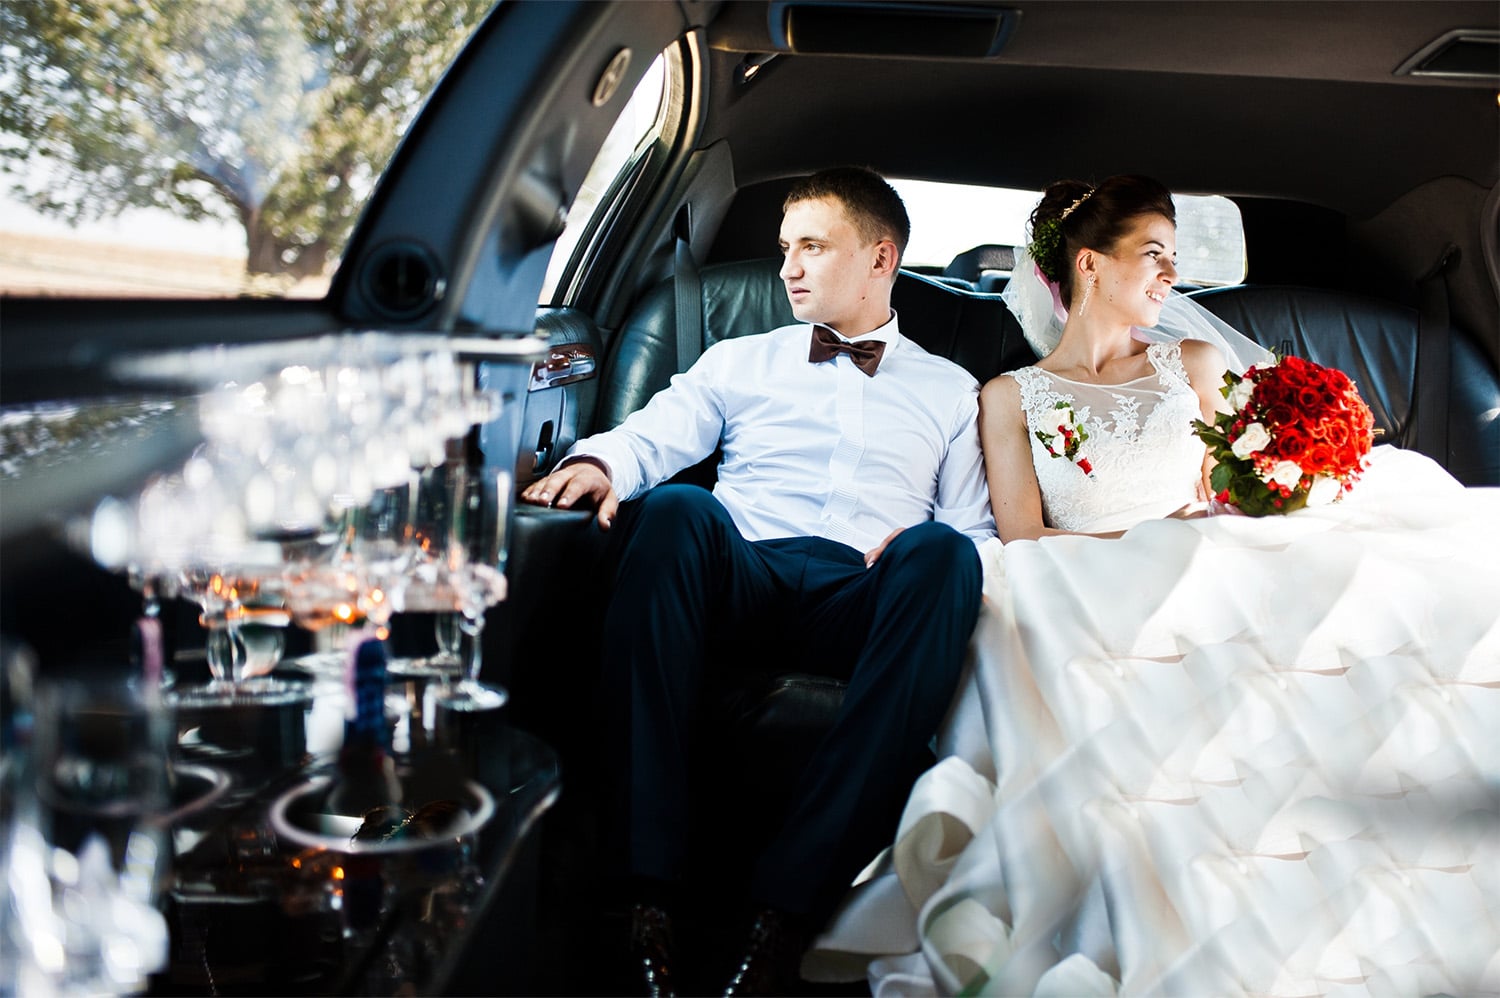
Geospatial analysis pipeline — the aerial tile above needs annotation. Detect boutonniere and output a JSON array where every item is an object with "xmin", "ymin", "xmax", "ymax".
[{"xmin": 1035, "ymin": 401, "xmax": 1093, "ymax": 476}]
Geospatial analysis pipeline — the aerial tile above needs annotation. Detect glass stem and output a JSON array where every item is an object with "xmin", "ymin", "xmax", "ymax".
[{"xmin": 464, "ymin": 615, "xmax": 484, "ymax": 686}]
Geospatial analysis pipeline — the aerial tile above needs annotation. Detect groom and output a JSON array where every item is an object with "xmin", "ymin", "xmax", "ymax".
[{"xmin": 520, "ymin": 166, "xmax": 991, "ymax": 995}]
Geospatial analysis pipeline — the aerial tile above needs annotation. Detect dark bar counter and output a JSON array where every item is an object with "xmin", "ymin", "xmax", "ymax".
[{"xmin": 149, "ymin": 669, "xmax": 560, "ymax": 996}]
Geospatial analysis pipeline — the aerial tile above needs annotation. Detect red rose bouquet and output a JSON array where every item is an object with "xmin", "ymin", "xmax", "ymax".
[{"xmin": 1192, "ymin": 354, "xmax": 1375, "ymax": 516}]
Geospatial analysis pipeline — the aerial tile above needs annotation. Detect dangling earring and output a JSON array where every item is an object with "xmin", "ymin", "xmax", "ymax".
[{"xmin": 1078, "ymin": 274, "xmax": 1096, "ymax": 316}]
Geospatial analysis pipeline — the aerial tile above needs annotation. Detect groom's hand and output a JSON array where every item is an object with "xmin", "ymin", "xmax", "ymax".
[{"xmin": 520, "ymin": 460, "xmax": 619, "ymax": 530}]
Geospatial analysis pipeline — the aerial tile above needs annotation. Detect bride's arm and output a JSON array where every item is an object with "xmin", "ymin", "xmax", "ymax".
[
  {"xmin": 979, "ymin": 375, "xmax": 1123, "ymax": 542},
  {"xmin": 1180, "ymin": 339, "xmax": 1231, "ymax": 500}
]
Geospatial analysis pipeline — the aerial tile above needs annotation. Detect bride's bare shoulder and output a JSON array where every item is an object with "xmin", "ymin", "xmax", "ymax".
[
  {"xmin": 1178, "ymin": 338, "xmax": 1228, "ymax": 374},
  {"xmin": 979, "ymin": 372, "xmax": 1023, "ymax": 408},
  {"xmin": 1177, "ymin": 339, "xmax": 1232, "ymax": 393}
]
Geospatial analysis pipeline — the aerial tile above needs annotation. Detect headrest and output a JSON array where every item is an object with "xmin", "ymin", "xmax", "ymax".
[
  {"xmin": 943, "ymin": 244, "xmax": 1015, "ymax": 283},
  {"xmin": 893, "ymin": 270, "xmax": 1034, "ymax": 383}
]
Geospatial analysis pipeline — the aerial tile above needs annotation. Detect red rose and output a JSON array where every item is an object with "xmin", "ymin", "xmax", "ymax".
[
  {"xmin": 1255, "ymin": 382, "xmax": 1291, "ymax": 410},
  {"xmin": 1274, "ymin": 425, "xmax": 1311, "ymax": 460},
  {"xmin": 1281, "ymin": 356, "xmax": 1313, "ymax": 378},
  {"xmin": 1264, "ymin": 403, "xmax": 1298, "ymax": 429},
  {"xmin": 1305, "ymin": 441, "xmax": 1336, "ymax": 471}
]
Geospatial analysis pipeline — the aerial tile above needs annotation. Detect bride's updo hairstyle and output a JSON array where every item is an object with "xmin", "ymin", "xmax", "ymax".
[{"xmin": 1027, "ymin": 175, "xmax": 1176, "ymax": 306}]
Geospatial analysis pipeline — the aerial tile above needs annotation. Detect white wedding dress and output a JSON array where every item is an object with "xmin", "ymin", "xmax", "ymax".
[{"xmin": 805, "ymin": 344, "xmax": 1500, "ymax": 996}]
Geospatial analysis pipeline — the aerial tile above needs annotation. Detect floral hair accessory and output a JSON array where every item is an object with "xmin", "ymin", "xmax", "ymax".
[
  {"xmin": 1035, "ymin": 400, "xmax": 1093, "ymax": 476},
  {"xmin": 1193, "ymin": 354, "xmax": 1375, "ymax": 515},
  {"xmin": 1028, "ymin": 217, "xmax": 1065, "ymax": 285}
]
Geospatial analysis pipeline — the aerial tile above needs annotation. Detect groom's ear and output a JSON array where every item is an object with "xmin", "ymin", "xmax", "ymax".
[{"xmin": 871, "ymin": 238, "xmax": 899, "ymax": 278}]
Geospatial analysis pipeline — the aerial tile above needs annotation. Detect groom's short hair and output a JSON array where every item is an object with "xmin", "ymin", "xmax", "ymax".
[{"xmin": 785, "ymin": 167, "xmax": 910, "ymax": 262}]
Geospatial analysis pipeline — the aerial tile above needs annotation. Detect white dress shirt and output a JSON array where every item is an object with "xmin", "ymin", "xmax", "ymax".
[{"xmin": 567, "ymin": 314, "xmax": 995, "ymax": 551}]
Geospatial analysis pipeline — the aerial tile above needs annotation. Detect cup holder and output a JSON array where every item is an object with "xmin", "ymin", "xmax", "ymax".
[{"xmin": 268, "ymin": 773, "xmax": 494, "ymax": 855}]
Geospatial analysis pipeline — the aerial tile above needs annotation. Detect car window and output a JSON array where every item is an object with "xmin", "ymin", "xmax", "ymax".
[
  {"xmin": 889, "ymin": 179, "xmax": 1247, "ymax": 287},
  {"xmin": 539, "ymin": 53, "xmax": 669, "ymax": 304},
  {"xmin": 0, "ymin": 0, "xmax": 493, "ymax": 300}
]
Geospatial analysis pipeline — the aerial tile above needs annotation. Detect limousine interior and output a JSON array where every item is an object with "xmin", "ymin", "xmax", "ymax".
[{"xmin": 2, "ymin": 0, "xmax": 1496, "ymax": 993}]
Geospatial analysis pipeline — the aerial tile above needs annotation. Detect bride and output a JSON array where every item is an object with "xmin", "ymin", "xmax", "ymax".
[{"xmin": 805, "ymin": 176, "xmax": 1500, "ymax": 996}]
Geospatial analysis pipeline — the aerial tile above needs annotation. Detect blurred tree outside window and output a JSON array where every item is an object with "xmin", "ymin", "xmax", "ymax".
[{"xmin": 0, "ymin": 0, "xmax": 492, "ymax": 299}]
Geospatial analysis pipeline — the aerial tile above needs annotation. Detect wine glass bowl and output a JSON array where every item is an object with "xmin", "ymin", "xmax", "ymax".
[
  {"xmin": 173, "ymin": 568, "xmax": 307, "ymax": 705},
  {"xmin": 349, "ymin": 479, "xmax": 416, "ymax": 633}
]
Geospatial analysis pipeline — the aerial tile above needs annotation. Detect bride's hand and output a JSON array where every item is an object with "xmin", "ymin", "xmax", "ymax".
[
  {"xmin": 1207, "ymin": 498, "xmax": 1246, "ymax": 516},
  {"xmin": 1167, "ymin": 501, "xmax": 1211, "ymax": 520},
  {"xmin": 865, "ymin": 527, "xmax": 906, "ymax": 568}
]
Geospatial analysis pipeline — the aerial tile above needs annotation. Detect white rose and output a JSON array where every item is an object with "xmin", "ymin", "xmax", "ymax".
[
  {"xmin": 1306, "ymin": 475, "xmax": 1341, "ymax": 506},
  {"xmin": 1228, "ymin": 379, "xmax": 1255, "ymax": 412},
  {"xmin": 1263, "ymin": 460, "xmax": 1303, "ymax": 489},
  {"xmin": 1230, "ymin": 422, "xmax": 1271, "ymax": 458}
]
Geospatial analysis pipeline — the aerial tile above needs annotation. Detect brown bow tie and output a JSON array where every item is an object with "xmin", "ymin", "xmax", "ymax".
[{"xmin": 808, "ymin": 326, "xmax": 886, "ymax": 377}]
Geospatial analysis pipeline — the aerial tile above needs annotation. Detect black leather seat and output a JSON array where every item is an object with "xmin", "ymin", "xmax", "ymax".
[{"xmin": 1191, "ymin": 285, "xmax": 1500, "ymax": 486}]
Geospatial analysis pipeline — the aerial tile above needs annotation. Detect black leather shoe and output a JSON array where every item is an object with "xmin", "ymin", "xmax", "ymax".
[
  {"xmin": 721, "ymin": 907, "xmax": 807, "ymax": 997},
  {"xmin": 628, "ymin": 902, "xmax": 679, "ymax": 998}
]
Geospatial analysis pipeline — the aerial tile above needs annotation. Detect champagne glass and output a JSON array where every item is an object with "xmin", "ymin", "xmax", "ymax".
[
  {"xmin": 389, "ymin": 463, "xmax": 466, "ymax": 679},
  {"xmin": 433, "ymin": 465, "xmax": 509, "ymax": 712},
  {"xmin": 174, "ymin": 569, "xmax": 307, "ymax": 706},
  {"xmin": 351, "ymin": 478, "xmax": 415, "ymax": 639},
  {"xmin": 12, "ymin": 673, "xmax": 172, "ymax": 993},
  {"xmin": 281, "ymin": 517, "xmax": 366, "ymax": 676}
]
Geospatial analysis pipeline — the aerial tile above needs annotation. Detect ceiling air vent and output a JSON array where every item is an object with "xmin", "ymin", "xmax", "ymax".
[
  {"xmin": 1395, "ymin": 29, "xmax": 1499, "ymax": 81},
  {"xmin": 769, "ymin": 1, "xmax": 1019, "ymax": 59}
]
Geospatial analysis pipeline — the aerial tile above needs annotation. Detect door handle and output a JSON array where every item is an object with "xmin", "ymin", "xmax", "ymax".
[
  {"xmin": 533, "ymin": 420, "xmax": 555, "ymax": 472},
  {"xmin": 528, "ymin": 344, "xmax": 596, "ymax": 391}
]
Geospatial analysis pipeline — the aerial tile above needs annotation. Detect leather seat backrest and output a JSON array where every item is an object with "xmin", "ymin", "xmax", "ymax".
[
  {"xmin": 943, "ymin": 244, "xmax": 1014, "ymax": 285},
  {"xmin": 893, "ymin": 268, "xmax": 1034, "ymax": 383},
  {"xmin": 1191, "ymin": 285, "xmax": 1499, "ymax": 485},
  {"xmin": 597, "ymin": 258, "xmax": 1035, "ymax": 433}
]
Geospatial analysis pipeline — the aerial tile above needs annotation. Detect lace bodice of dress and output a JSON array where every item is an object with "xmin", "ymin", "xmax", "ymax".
[{"xmin": 1011, "ymin": 342, "xmax": 1205, "ymax": 533}]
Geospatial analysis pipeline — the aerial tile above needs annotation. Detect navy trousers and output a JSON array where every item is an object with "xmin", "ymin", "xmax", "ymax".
[{"xmin": 597, "ymin": 485, "xmax": 982, "ymax": 920}]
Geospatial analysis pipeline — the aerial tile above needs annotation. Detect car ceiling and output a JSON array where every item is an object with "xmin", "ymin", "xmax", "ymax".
[{"xmin": 696, "ymin": 0, "xmax": 1499, "ymax": 219}]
